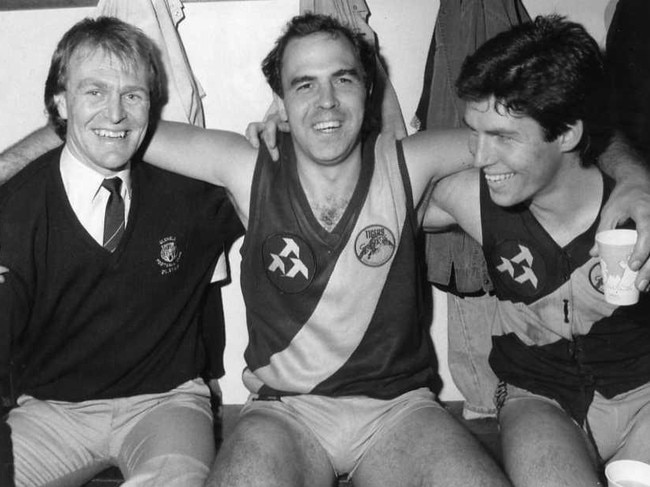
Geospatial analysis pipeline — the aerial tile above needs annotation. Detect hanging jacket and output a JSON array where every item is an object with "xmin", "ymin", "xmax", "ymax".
[{"xmin": 415, "ymin": 0, "xmax": 531, "ymax": 294}]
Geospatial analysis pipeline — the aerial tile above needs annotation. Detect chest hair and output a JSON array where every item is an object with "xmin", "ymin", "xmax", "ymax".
[{"xmin": 309, "ymin": 194, "xmax": 350, "ymax": 232}]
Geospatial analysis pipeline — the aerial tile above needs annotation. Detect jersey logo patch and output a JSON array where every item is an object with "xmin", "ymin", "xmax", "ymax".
[
  {"xmin": 493, "ymin": 241, "xmax": 544, "ymax": 297},
  {"xmin": 263, "ymin": 234, "xmax": 315, "ymax": 293},
  {"xmin": 354, "ymin": 225, "xmax": 396, "ymax": 267},
  {"xmin": 156, "ymin": 236, "xmax": 182, "ymax": 275},
  {"xmin": 589, "ymin": 262, "xmax": 604, "ymax": 294}
]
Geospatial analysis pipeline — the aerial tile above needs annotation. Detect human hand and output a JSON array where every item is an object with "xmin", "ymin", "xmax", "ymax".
[
  {"xmin": 244, "ymin": 97, "xmax": 289, "ymax": 162},
  {"xmin": 591, "ymin": 181, "xmax": 650, "ymax": 292}
]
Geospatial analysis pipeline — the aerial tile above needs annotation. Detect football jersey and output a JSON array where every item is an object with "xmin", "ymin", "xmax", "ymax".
[
  {"xmin": 240, "ymin": 132, "xmax": 436, "ymax": 399},
  {"xmin": 481, "ymin": 172, "xmax": 650, "ymax": 422}
]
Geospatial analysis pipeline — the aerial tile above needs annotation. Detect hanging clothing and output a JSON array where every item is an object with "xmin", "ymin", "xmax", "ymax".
[
  {"xmin": 606, "ymin": 0, "xmax": 650, "ymax": 162},
  {"xmin": 416, "ymin": 0, "xmax": 530, "ymax": 293},
  {"xmin": 414, "ymin": 0, "xmax": 531, "ymax": 418},
  {"xmin": 300, "ymin": 0, "xmax": 407, "ymax": 139},
  {"xmin": 96, "ymin": 0, "xmax": 205, "ymax": 127}
]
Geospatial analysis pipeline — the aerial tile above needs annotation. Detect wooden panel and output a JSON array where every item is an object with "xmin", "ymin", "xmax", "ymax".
[{"xmin": 0, "ymin": 0, "xmax": 261, "ymax": 11}]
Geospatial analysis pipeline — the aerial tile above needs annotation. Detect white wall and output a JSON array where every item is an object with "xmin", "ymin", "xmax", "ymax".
[{"xmin": 0, "ymin": 0, "xmax": 612, "ymax": 404}]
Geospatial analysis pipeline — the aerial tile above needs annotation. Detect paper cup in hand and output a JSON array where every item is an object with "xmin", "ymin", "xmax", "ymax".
[
  {"xmin": 596, "ymin": 229, "xmax": 639, "ymax": 305},
  {"xmin": 605, "ymin": 459, "xmax": 650, "ymax": 487}
]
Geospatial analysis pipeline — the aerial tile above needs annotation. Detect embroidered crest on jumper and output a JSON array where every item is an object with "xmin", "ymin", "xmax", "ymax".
[
  {"xmin": 156, "ymin": 236, "xmax": 182, "ymax": 275},
  {"xmin": 263, "ymin": 234, "xmax": 315, "ymax": 293},
  {"xmin": 492, "ymin": 240, "xmax": 545, "ymax": 297},
  {"xmin": 354, "ymin": 225, "xmax": 395, "ymax": 267}
]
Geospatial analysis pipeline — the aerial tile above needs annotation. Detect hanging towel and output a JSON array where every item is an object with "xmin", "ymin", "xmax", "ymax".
[
  {"xmin": 300, "ymin": 0, "xmax": 406, "ymax": 139},
  {"xmin": 95, "ymin": 0, "xmax": 206, "ymax": 127}
]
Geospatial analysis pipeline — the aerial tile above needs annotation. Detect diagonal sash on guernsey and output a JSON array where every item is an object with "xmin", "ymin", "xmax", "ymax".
[{"xmin": 101, "ymin": 177, "xmax": 125, "ymax": 252}]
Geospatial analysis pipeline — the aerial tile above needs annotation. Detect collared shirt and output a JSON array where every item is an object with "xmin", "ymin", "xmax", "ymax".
[{"xmin": 59, "ymin": 146, "xmax": 132, "ymax": 246}]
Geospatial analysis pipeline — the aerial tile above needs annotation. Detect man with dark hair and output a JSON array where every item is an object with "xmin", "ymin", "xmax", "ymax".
[
  {"xmin": 138, "ymin": 13, "xmax": 511, "ymax": 487},
  {"xmin": 0, "ymin": 16, "xmax": 241, "ymax": 487},
  {"xmin": 424, "ymin": 15, "xmax": 650, "ymax": 486}
]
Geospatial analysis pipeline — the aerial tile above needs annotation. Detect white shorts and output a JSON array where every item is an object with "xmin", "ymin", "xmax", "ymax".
[
  {"xmin": 240, "ymin": 387, "xmax": 441, "ymax": 476},
  {"xmin": 498, "ymin": 381, "xmax": 650, "ymax": 462},
  {"xmin": 8, "ymin": 378, "xmax": 214, "ymax": 487}
]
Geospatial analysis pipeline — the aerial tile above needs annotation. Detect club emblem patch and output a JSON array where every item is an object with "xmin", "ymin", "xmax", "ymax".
[
  {"xmin": 263, "ymin": 234, "xmax": 315, "ymax": 293},
  {"xmin": 354, "ymin": 225, "xmax": 395, "ymax": 267},
  {"xmin": 492, "ymin": 240, "xmax": 544, "ymax": 297},
  {"xmin": 156, "ymin": 236, "xmax": 182, "ymax": 275},
  {"xmin": 589, "ymin": 262, "xmax": 604, "ymax": 294}
]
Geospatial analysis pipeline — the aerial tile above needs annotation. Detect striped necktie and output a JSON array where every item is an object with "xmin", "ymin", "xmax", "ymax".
[{"xmin": 101, "ymin": 177, "xmax": 125, "ymax": 252}]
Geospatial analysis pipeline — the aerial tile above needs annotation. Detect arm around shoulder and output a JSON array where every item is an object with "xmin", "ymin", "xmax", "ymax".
[
  {"xmin": 422, "ymin": 169, "xmax": 483, "ymax": 244},
  {"xmin": 401, "ymin": 128, "xmax": 474, "ymax": 206},
  {"xmin": 0, "ymin": 125, "xmax": 62, "ymax": 185},
  {"xmin": 143, "ymin": 121, "xmax": 257, "ymax": 191}
]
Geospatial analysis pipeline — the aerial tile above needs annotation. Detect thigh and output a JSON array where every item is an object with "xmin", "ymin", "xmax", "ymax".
[
  {"xmin": 117, "ymin": 383, "xmax": 215, "ymax": 487},
  {"xmin": 206, "ymin": 402, "xmax": 336, "ymax": 487},
  {"xmin": 609, "ymin": 393, "xmax": 650, "ymax": 463},
  {"xmin": 8, "ymin": 396, "xmax": 110, "ymax": 487},
  {"xmin": 354, "ymin": 403, "xmax": 510, "ymax": 487},
  {"xmin": 500, "ymin": 397, "xmax": 601, "ymax": 487}
]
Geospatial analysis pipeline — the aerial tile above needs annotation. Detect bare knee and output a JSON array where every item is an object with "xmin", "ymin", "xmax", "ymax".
[
  {"xmin": 500, "ymin": 399, "xmax": 600, "ymax": 487},
  {"xmin": 207, "ymin": 412, "xmax": 334, "ymax": 487}
]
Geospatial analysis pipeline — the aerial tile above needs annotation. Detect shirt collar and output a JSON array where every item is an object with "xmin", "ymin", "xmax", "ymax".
[{"xmin": 59, "ymin": 145, "xmax": 132, "ymax": 202}]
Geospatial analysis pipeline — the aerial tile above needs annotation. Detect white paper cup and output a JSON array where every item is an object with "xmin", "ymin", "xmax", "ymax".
[
  {"xmin": 596, "ymin": 229, "xmax": 639, "ymax": 305},
  {"xmin": 606, "ymin": 459, "xmax": 650, "ymax": 487}
]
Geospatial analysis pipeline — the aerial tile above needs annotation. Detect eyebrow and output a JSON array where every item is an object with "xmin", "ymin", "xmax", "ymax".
[
  {"xmin": 462, "ymin": 117, "xmax": 519, "ymax": 137},
  {"xmin": 333, "ymin": 68, "xmax": 362, "ymax": 79},
  {"xmin": 288, "ymin": 68, "xmax": 362, "ymax": 88},
  {"xmin": 289, "ymin": 75, "xmax": 315, "ymax": 89},
  {"xmin": 77, "ymin": 78, "xmax": 148, "ymax": 93}
]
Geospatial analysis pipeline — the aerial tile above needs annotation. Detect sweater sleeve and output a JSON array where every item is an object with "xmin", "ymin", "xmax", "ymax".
[
  {"xmin": 0, "ymin": 273, "xmax": 25, "ymax": 487},
  {"xmin": 0, "ymin": 253, "xmax": 31, "ymax": 487},
  {"xmin": 0, "ymin": 420, "xmax": 14, "ymax": 487}
]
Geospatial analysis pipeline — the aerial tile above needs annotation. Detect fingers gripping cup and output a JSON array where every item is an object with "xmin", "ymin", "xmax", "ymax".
[
  {"xmin": 605, "ymin": 459, "xmax": 650, "ymax": 487},
  {"xmin": 596, "ymin": 229, "xmax": 639, "ymax": 305}
]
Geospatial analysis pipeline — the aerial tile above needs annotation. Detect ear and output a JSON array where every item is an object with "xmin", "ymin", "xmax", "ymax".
[
  {"xmin": 53, "ymin": 93, "xmax": 69, "ymax": 120},
  {"xmin": 273, "ymin": 92, "xmax": 288, "ymax": 123},
  {"xmin": 558, "ymin": 120, "xmax": 583, "ymax": 153}
]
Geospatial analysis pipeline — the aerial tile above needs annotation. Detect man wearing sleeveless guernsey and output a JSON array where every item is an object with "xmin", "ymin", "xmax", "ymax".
[
  {"xmin": 141, "ymin": 14, "xmax": 512, "ymax": 487},
  {"xmin": 424, "ymin": 15, "xmax": 650, "ymax": 487}
]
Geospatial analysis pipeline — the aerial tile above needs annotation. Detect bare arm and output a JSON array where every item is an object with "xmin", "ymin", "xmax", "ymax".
[
  {"xmin": 142, "ymin": 121, "xmax": 257, "ymax": 225},
  {"xmin": 596, "ymin": 132, "xmax": 650, "ymax": 291},
  {"xmin": 0, "ymin": 121, "xmax": 258, "ymax": 225},
  {"xmin": 422, "ymin": 169, "xmax": 482, "ymax": 243},
  {"xmin": 401, "ymin": 127, "xmax": 474, "ymax": 206},
  {"xmin": 0, "ymin": 125, "xmax": 62, "ymax": 184}
]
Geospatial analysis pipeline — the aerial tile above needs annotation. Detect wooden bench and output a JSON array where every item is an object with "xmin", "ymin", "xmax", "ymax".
[{"xmin": 84, "ymin": 401, "xmax": 500, "ymax": 486}]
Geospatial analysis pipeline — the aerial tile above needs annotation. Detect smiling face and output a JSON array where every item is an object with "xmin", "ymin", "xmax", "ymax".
[
  {"xmin": 278, "ymin": 32, "xmax": 367, "ymax": 169},
  {"xmin": 465, "ymin": 97, "xmax": 572, "ymax": 208},
  {"xmin": 54, "ymin": 46, "xmax": 150, "ymax": 176}
]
